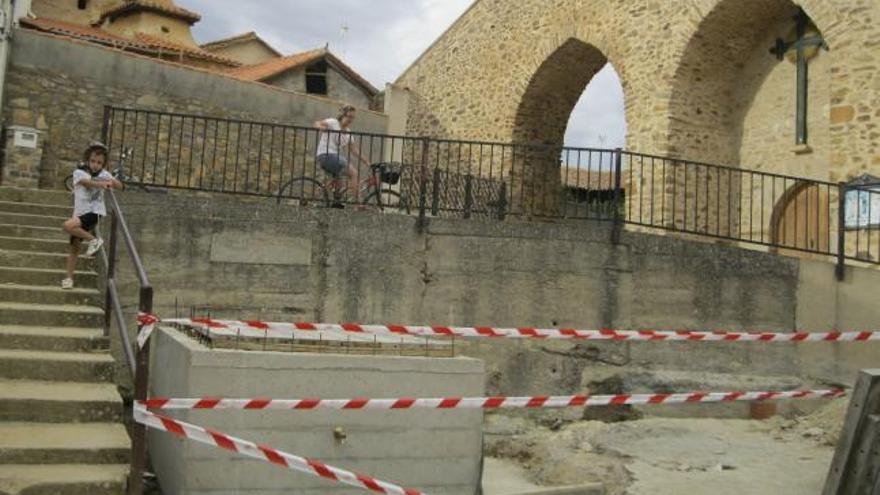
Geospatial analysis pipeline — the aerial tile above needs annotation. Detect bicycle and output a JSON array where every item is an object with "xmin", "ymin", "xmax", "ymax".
[
  {"xmin": 64, "ymin": 147, "xmax": 153, "ymax": 193},
  {"xmin": 276, "ymin": 162, "xmax": 410, "ymax": 213}
]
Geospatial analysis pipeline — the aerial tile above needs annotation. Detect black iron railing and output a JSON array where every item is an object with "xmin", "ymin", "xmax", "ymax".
[
  {"xmin": 102, "ymin": 106, "xmax": 880, "ymax": 273},
  {"xmin": 93, "ymin": 107, "xmax": 155, "ymax": 495}
]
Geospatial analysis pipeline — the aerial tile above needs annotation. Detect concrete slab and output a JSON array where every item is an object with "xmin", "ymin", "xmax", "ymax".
[
  {"xmin": 0, "ymin": 378, "xmax": 122, "ymax": 422},
  {"xmin": 0, "ymin": 348, "xmax": 114, "ymax": 382},
  {"xmin": 149, "ymin": 326, "xmax": 485, "ymax": 495},
  {"xmin": 0, "ymin": 463, "xmax": 127, "ymax": 495},
  {"xmin": 0, "ymin": 325, "xmax": 106, "ymax": 352},
  {"xmin": 0, "ymin": 422, "xmax": 129, "ymax": 464}
]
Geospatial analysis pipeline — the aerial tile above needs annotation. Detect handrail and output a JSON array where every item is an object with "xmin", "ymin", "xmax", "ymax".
[
  {"xmin": 97, "ymin": 250, "xmax": 136, "ymax": 377},
  {"xmin": 95, "ymin": 182, "xmax": 154, "ymax": 495},
  {"xmin": 107, "ymin": 190, "xmax": 150, "ymax": 288}
]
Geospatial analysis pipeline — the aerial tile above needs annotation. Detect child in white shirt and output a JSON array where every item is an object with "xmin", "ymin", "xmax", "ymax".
[{"xmin": 61, "ymin": 142, "xmax": 122, "ymax": 289}]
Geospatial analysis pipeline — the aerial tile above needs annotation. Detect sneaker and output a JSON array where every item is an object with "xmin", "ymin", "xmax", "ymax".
[
  {"xmin": 84, "ymin": 237, "xmax": 104, "ymax": 257},
  {"xmin": 61, "ymin": 278, "xmax": 74, "ymax": 290}
]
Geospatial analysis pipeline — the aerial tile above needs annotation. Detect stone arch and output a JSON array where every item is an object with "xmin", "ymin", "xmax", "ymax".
[
  {"xmin": 662, "ymin": 0, "xmax": 834, "ymax": 235},
  {"xmin": 509, "ymin": 37, "xmax": 627, "ymax": 214},
  {"xmin": 666, "ymin": 0, "xmax": 831, "ymax": 166}
]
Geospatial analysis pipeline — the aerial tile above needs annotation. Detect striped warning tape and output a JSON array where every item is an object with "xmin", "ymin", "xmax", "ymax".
[
  {"xmin": 134, "ymin": 405, "xmax": 425, "ymax": 495},
  {"xmin": 160, "ymin": 317, "xmax": 880, "ymax": 343},
  {"xmin": 139, "ymin": 389, "xmax": 846, "ymax": 411}
]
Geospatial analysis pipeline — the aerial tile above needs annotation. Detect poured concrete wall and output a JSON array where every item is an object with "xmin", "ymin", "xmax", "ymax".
[
  {"xmin": 111, "ymin": 191, "xmax": 880, "ymax": 397},
  {"xmin": 148, "ymin": 326, "xmax": 485, "ymax": 495}
]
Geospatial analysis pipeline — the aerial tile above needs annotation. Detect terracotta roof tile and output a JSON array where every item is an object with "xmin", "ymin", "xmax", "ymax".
[
  {"xmin": 225, "ymin": 48, "xmax": 324, "ymax": 80},
  {"xmin": 133, "ymin": 33, "xmax": 240, "ymax": 65},
  {"xmin": 97, "ymin": 0, "xmax": 200, "ymax": 25},
  {"xmin": 21, "ymin": 16, "xmax": 239, "ymax": 67},
  {"xmin": 227, "ymin": 48, "xmax": 378, "ymax": 96}
]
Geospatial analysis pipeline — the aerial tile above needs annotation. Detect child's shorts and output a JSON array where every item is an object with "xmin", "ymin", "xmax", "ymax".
[{"xmin": 70, "ymin": 213, "xmax": 99, "ymax": 244}]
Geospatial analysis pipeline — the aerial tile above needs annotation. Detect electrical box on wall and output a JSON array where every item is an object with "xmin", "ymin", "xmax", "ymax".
[{"xmin": 11, "ymin": 127, "xmax": 38, "ymax": 149}]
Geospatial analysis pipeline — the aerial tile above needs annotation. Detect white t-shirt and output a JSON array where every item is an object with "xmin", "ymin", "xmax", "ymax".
[
  {"xmin": 72, "ymin": 168, "xmax": 114, "ymax": 217},
  {"xmin": 315, "ymin": 118, "xmax": 353, "ymax": 156}
]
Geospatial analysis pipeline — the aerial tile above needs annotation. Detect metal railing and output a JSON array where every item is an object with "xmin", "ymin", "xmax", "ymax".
[
  {"xmin": 93, "ymin": 132, "xmax": 154, "ymax": 495},
  {"xmin": 101, "ymin": 106, "xmax": 880, "ymax": 275}
]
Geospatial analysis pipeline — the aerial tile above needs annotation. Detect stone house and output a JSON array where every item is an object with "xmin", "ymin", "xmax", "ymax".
[
  {"xmin": 199, "ymin": 31, "xmax": 282, "ymax": 66},
  {"xmin": 22, "ymin": 0, "xmax": 378, "ymax": 107},
  {"xmin": 23, "ymin": 0, "xmax": 240, "ymax": 70},
  {"xmin": 225, "ymin": 47, "xmax": 379, "ymax": 110}
]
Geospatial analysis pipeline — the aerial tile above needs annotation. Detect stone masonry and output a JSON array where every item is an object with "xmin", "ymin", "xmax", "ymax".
[{"xmin": 397, "ymin": 0, "xmax": 879, "ymax": 230}]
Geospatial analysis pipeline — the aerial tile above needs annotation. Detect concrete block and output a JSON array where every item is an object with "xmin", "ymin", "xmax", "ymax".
[{"xmin": 149, "ymin": 327, "xmax": 485, "ymax": 495}]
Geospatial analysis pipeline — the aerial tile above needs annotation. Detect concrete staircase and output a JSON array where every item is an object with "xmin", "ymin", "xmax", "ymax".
[{"xmin": 0, "ymin": 187, "xmax": 129, "ymax": 494}]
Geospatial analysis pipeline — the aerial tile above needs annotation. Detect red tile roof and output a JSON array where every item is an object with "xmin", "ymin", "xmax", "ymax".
[
  {"xmin": 226, "ymin": 48, "xmax": 378, "ymax": 96},
  {"xmin": 200, "ymin": 31, "xmax": 282, "ymax": 58},
  {"xmin": 21, "ymin": 16, "xmax": 239, "ymax": 67},
  {"xmin": 97, "ymin": 0, "xmax": 200, "ymax": 25}
]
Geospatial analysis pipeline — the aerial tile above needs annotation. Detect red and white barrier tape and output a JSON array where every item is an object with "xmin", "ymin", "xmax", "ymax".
[
  {"xmin": 139, "ymin": 389, "xmax": 845, "ymax": 411},
  {"xmin": 160, "ymin": 317, "xmax": 880, "ymax": 343},
  {"xmin": 133, "ymin": 405, "xmax": 425, "ymax": 495},
  {"xmin": 137, "ymin": 312, "xmax": 159, "ymax": 349}
]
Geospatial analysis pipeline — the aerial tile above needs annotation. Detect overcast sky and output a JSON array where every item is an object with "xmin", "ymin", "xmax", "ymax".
[{"xmin": 178, "ymin": 0, "xmax": 626, "ymax": 150}]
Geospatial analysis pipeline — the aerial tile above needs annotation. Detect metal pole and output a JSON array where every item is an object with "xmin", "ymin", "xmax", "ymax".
[
  {"xmin": 836, "ymin": 182, "xmax": 846, "ymax": 281},
  {"xmin": 127, "ymin": 285, "xmax": 153, "ymax": 495},
  {"xmin": 464, "ymin": 175, "xmax": 473, "ymax": 220},
  {"xmin": 102, "ymin": 212, "xmax": 119, "ymax": 338},
  {"xmin": 417, "ymin": 138, "xmax": 429, "ymax": 233},
  {"xmin": 611, "ymin": 148, "xmax": 624, "ymax": 244},
  {"xmin": 101, "ymin": 106, "xmax": 112, "ymax": 144}
]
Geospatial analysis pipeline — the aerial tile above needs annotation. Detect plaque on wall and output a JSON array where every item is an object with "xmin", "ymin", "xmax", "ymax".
[{"xmin": 844, "ymin": 174, "xmax": 880, "ymax": 229}]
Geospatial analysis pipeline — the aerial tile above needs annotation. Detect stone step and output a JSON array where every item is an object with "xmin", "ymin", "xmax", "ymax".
[
  {"xmin": 0, "ymin": 249, "xmax": 96, "ymax": 272},
  {"xmin": 0, "ymin": 200, "xmax": 70, "ymax": 218},
  {"xmin": 0, "ymin": 223, "xmax": 66, "ymax": 240},
  {"xmin": 0, "ymin": 187, "xmax": 71, "ymax": 206},
  {"xmin": 0, "ymin": 464, "xmax": 127, "ymax": 495},
  {"xmin": 0, "ymin": 211, "xmax": 67, "ymax": 228},
  {"xmin": 0, "ymin": 379, "xmax": 122, "ymax": 423},
  {"xmin": 0, "ymin": 326, "xmax": 107, "ymax": 353},
  {"xmin": 0, "ymin": 423, "xmax": 129, "ymax": 464},
  {"xmin": 0, "ymin": 302, "xmax": 104, "ymax": 328},
  {"xmin": 0, "ymin": 266, "xmax": 97, "ymax": 289},
  {"xmin": 0, "ymin": 283, "xmax": 100, "ymax": 306},
  {"xmin": 0, "ymin": 348, "xmax": 114, "ymax": 383},
  {"xmin": 0, "ymin": 235, "xmax": 73, "ymax": 254}
]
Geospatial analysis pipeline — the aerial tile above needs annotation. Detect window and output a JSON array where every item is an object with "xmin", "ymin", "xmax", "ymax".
[
  {"xmin": 77, "ymin": 0, "xmax": 88, "ymax": 9},
  {"xmin": 305, "ymin": 60, "xmax": 328, "ymax": 95},
  {"xmin": 161, "ymin": 26, "xmax": 170, "ymax": 33}
]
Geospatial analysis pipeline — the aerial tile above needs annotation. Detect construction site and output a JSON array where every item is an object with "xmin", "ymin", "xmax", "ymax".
[{"xmin": 0, "ymin": 0, "xmax": 878, "ymax": 494}]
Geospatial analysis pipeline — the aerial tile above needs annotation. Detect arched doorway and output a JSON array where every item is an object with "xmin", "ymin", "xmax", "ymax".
[
  {"xmin": 770, "ymin": 182, "xmax": 830, "ymax": 252},
  {"xmin": 510, "ymin": 38, "xmax": 626, "ymax": 216}
]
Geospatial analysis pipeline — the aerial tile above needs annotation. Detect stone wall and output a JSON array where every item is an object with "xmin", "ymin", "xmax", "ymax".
[
  {"xmin": 396, "ymin": 0, "xmax": 879, "ymax": 224},
  {"xmin": 111, "ymin": 191, "xmax": 880, "ymax": 397},
  {"xmin": 0, "ymin": 29, "xmax": 388, "ymax": 189}
]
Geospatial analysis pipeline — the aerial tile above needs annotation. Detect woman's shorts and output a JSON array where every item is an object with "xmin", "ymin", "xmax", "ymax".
[{"xmin": 317, "ymin": 154, "xmax": 348, "ymax": 177}]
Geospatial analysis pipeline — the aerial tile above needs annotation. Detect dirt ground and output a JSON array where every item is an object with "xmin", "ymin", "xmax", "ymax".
[{"xmin": 483, "ymin": 398, "xmax": 848, "ymax": 495}]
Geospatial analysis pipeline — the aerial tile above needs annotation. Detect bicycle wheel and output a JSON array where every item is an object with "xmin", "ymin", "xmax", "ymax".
[
  {"xmin": 364, "ymin": 189, "xmax": 410, "ymax": 214},
  {"xmin": 64, "ymin": 174, "xmax": 75, "ymax": 192},
  {"xmin": 277, "ymin": 177, "xmax": 329, "ymax": 206}
]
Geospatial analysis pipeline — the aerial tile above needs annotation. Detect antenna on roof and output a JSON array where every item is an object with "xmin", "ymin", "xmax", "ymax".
[{"xmin": 339, "ymin": 24, "xmax": 349, "ymax": 57}]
